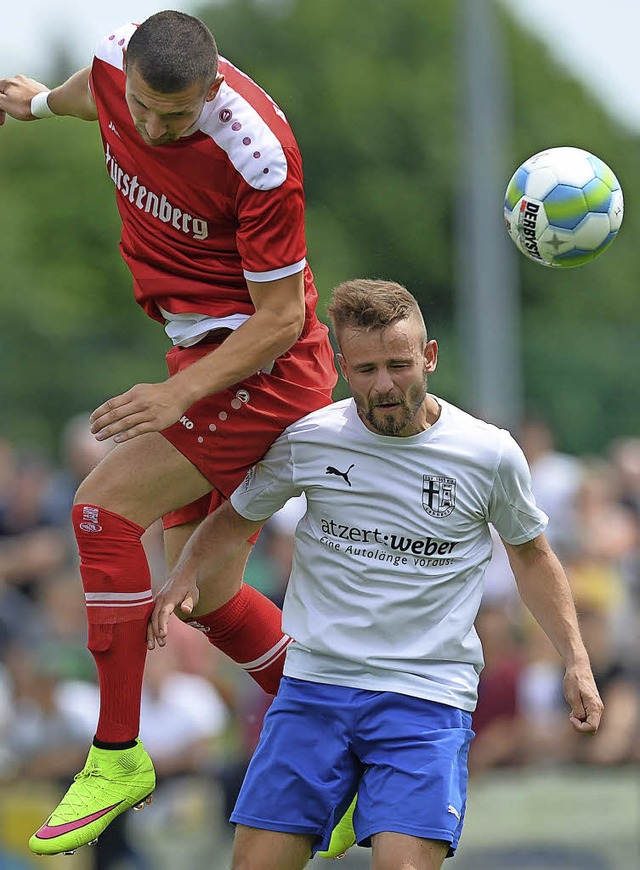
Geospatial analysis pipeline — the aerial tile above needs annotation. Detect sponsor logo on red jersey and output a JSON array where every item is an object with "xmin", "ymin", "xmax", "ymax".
[{"xmin": 105, "ymin": 144, "xmax": 209, "ymax": 241}]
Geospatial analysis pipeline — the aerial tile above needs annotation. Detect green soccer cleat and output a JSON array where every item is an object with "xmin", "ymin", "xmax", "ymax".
[
  {"xmin": 318, "ymin": 794, "xmax": 357, "ymax": 860},
  {"xmin": 29, "ymin": 739, "xmax": 155, "ymax": 856}
]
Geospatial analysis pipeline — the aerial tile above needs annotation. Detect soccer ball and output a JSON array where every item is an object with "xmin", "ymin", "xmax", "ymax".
[{"xmin": 503, "ymin": 146, "xmax": 623, "ymax": 268}]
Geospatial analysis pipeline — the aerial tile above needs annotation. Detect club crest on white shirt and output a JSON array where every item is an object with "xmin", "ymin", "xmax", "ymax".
[{"xmin": 422, "ymin": 475, "xmax": 456, "ymax": 518}]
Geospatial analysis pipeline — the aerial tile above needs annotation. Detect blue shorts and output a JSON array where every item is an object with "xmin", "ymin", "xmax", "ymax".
[{"xmin": 231, "ymin": 677, "xmax": 474, "ymax": 856}]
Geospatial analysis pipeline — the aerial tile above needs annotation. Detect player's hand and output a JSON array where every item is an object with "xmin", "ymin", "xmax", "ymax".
[
  {"xmin": 0, "ymin": 76, "xmax": 49, "ymax": 124},
  {"xmin": 90, "ymin": 381, "xmax": 190, "ymax": 442},
  {"xmin": 563, "ymin": 667, "xmax": 604, "ymax": 734},
  {"xmin": 147, "ymin": 569, "xmax": 200, "ymax": 649}
]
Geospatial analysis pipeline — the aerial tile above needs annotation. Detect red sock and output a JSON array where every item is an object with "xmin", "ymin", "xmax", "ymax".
[
  {"xmin": 187, "ymin": 585, "xmax": 291, "ymax": 695},
  {"xmin": 73, "ymin": 504, "xmax": 153, "ymax": 743}
]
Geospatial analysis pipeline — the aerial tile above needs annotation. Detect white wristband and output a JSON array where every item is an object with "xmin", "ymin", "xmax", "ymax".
[{"xmin": 30, "ymin": 90, "xmax": 54, "ymax": 118}]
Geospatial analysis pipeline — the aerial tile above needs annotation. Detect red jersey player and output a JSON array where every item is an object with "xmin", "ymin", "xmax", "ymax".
[{"xmin": 0, "ymin": 11, "xmax": 337, "ymax": 856}]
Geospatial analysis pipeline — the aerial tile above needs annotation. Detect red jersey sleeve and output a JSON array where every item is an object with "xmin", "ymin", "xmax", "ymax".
[{"xmin": 235, "ymin": 144, "xmax": 307, "ymax": 281}]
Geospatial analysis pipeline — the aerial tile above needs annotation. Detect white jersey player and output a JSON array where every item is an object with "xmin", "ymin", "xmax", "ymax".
[
  {"xmin": 232, "ymin": 394, "xmax": 548, "ymax": 712},
  {"xmin": 152, "ymin": 278, "xmax": 603, "ymax": 870}
]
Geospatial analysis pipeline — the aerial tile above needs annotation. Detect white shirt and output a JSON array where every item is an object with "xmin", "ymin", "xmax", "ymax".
[{"xmin": 231, "ymin": 398, "xmax": 548, "ymax": 710}]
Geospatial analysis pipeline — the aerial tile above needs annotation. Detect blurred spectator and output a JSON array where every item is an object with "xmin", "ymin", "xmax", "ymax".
[
  {"xmin": 571, "ymin": 601, "xmax": 640, "ymax": 766},
  {"xmin": 260, "ymin": 494, "xmax": 307, "ymax": 607},
  {"xmin": 42, "ymin": 412, "xmax": 113, "ymax": 528},
  {"xmin": 517, "ymin": 415, "xmax": 584, "ymax": 559},
  {"xmin": 566, "ymin": 459, "xmax": 639, "ymax": 676},
  {"xmin": 0, "ymin": 451, "xmax": 70, "ymax": 657},
  {"xmin": 31, "ymin": 568, "xmax": 95, "ymax": 683},
  {"xmin": 0, "ymin": 438, "xmax": 15, "ymax": 504},
  {"xmin": 0, "ymin": 452, "xmax": 69, "ymax": 586},
  {"xmin": 609, "ymin": 436, "xmax": 640, "ymax": 519},
  {"xmin": 563, "ymin": 460, "xmax": 640, "ymax": 765},
  {"xmin": 607, "ymin": 437, "xmax": 640, "ymax": 669},
  {"xmin": 517, "ymin": 619, "xmax": 574, "ymax": 766},
  {"xmin": 570, "ymin": 459, "xmax": 637, "ymax": 568},
  {"xmin": 139, "ymin": 640, "xmax": 229, "ymax": 775},
  {"xmin": 470, "ymin": 604, "xmax": 526, "ymax": 775},
  {"xmin": 237, "ymin": 528, "xmax": 283, "ymax": 607},
  {"xmin": 0, "ymin": 642, "xmax": 91, "ymax": 783},
  {"xmin": 0, "ymin": 659, "xmax": 13, "ymax": 770},
  {"xmin": 481, "ymin": 526, "xmax": 520, "ymax": 606}
]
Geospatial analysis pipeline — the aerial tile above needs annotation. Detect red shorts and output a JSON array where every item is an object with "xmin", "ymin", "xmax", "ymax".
[{"xmin": 162, "ymin": 318, "xmax": 336, "ymax": 529}]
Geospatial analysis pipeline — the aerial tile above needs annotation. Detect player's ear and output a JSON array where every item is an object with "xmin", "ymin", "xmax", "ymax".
[
  {"xmin": 336, "ymin": 353, "xmax": 349, "ymax": 383},
  {"xmin": 205, "ymin": 74, "xmax": 224, "ymax": 102},
  {"xmin": 122, "ymin": 48, "xmax": 127, "ymax": 74},
  {"xmin": 424, "ymin": 339, "xmax": 438, "ymax": 374}
]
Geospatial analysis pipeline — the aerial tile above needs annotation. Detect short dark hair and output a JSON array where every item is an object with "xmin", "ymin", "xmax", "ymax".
[
  {"xmin": 126, "ymin": 11, "xmax": 219, "ymax": 93},
  {"xmin": 328, "ymin": 278, "xmax": 427, "ymax": 343}
]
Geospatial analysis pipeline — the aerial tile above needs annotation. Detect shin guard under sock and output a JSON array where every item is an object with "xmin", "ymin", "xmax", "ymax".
[
  {"xmin": 187, "ymin": 584, "xmax": 291, "ymax": 695},
  {"xmin": 73, "ymin": 504, "xmax": 154, "ymax": 743}
]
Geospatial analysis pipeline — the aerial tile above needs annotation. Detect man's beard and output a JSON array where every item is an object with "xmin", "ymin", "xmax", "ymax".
[{"xmin": 359, "ymin": 374, "xmax": 428, "ymax": 436}]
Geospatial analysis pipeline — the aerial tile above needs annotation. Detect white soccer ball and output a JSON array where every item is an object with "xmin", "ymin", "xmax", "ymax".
[{"xmin": 503, "ymin": 146, "xmax": 624, "ymax": 268}]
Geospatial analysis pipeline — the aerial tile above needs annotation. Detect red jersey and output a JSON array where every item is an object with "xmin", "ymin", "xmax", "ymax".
[{"xmin": 90, "ymin": 23, "xmax": 317, "ymax": 327}]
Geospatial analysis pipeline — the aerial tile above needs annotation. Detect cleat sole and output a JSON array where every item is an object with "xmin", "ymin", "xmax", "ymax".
[{"xmin": 133, "ymin": 793, "xmax": 154, "ymax": 811}]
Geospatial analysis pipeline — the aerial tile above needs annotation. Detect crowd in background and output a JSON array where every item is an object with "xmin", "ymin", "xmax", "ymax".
[{"xmin": 1, "ymin": 413, "xmax": 639, "ymax": 867}]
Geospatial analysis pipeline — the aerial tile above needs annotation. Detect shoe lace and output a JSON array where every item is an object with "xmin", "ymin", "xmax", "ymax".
[
  {"xmin": 52, "ymin": 762, "xmax": 106, "ymax": 822},
  {"xmin": 74, "ymin": 761, "xmax": 103, "ymax": 783}
]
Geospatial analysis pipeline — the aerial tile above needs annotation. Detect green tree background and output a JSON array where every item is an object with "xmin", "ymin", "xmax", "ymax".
[{"xmin": 1, "ymin": 0, "xmax": 638, "ymax": 458}]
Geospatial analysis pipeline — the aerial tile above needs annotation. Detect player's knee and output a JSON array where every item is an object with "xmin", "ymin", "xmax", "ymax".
[{"xmin": 73, "ymin": 474, "xmax": 117, "ymax": 511}]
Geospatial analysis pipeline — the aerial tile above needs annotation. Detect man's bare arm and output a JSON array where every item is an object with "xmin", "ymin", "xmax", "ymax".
[
  {"xmin": 503, "ymin": 533, "xmax": 604, "ymax": 733},
  {"xmin": 150, "ymin": 500, "xmax": 265, "ymax": 647},
  {"xmin": 89, "ymin": 271, "xmax": 307, "ymax": 442},
  {"xmin": 0, "ymin": 67, "xmax": 97, "ymax": 125}
]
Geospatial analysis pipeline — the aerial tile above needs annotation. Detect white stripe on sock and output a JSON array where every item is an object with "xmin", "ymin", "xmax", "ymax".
[
  {"xmin": 85, "ymin": 591, "xmax": 153, "ymax": 602},
  {"xmin": 240, "ymin": 635, "xmax": 293, "ymax": 673}
]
